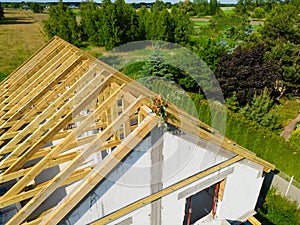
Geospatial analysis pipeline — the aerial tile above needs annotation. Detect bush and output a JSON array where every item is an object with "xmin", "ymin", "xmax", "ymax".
[
  {"xmin": 257, "ymin": 189, "xmax": 300, "ymax": 225},
  {"xmin": 289, "ymin": 128, "xmax": 300, "ymax": 148},
  {"xmin": 251, "ymin": 7, "xmax": 265, "ymax": 19}
]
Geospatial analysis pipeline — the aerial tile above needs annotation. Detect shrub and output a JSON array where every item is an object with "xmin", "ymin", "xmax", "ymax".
[
  {"xmin": 251, "ymin": 7, "xmax": 265, "ymax": 19},
  {"xmin": 257, "ymin": 189, "xmax": 300, "ymax": 225},
  {"xmin": 289, "ymin": 128, "xmax": 300, "ymax": 148}
]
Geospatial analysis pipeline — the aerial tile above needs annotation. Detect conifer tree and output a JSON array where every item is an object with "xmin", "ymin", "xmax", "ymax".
[{"xmin": 240, "ymin": 88, "xmax": 280, "ymax": 131}]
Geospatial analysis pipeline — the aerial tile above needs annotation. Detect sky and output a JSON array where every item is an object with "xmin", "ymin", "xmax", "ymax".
[{"xmin": 0, "ymin": 0, "xmax": 238, "ymax": 4}]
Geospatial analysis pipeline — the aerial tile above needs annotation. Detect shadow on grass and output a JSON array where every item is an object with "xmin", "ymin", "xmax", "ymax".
[{"xmin": 0, "ymin": 16, "xmax": 33, "ymax": 25}]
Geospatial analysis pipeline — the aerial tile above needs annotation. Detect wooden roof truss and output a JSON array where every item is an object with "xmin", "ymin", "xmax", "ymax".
[{"xmin": 0, "ymin": 37, "xmax": 274, "ymax": 225}]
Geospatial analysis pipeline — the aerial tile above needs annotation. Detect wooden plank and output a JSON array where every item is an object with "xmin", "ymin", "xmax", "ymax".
[
  {"xmin": 0, "ymin": 50, "xmax": 80, "ymax": 119},
  {"xmin": 4, "ymin": 96, "xmax": 149, "ymax": 225},
  {"xmin": 0, "ymin": 140, "xmax": 120, "ymax": 183},
  {"xmin": 0, "ymin": 81, "xmax": 126, "ymax": 199},
  {"xmin": 0, "ymin": 37, "xmax": 63, "ymax": 98},
  {"xmin": 41, "ymin": 113, "xmax": 159, "ymax": 225},
  {"xmin": 218, "ymin": 179, "xmax": 226, "ymax": 201},
  {"xmin": 0, "ymin": 55, "xmax": 92, "ymax": 136},
  {"xmin": 21, "ymin": 208, "xmax": 53, "ymax": 225},
  {"xmin": 248, "ymin": 216, "xmax": 261, "ymax": 225},
  {"xmin": 1, "ymin": 72, "xmax": 111, "ymax": 175},
  {"xmin": 0, "ymin": 60, "xmax": 93, "ymax": 141},
  {"xmin": 0, "ymin": 65, "xmax": 105, "ymax": 159},
  {"xmin": 0, "ymin": 44, "xmax": 74, "ymax": 118},
  {"xmin": 0, "ymin": 166, "xmax": 92, "ymax": 208},
  {"xmin": 88, "ymin": 156, "xmax": 244, "ymax": 225}
]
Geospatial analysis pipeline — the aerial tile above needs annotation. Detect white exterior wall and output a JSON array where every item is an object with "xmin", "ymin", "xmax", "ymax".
[
  {"xmin": 57, "ymin": 128, "xmax": 265, "ymax": 225},
  {"xmin": 217, "ymin": 159, "xmax": 264, "ymax": 221}
]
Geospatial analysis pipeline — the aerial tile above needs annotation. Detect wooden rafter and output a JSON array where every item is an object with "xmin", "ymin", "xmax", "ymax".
[{"xmin": 0, "ymin": 37, "xmax": 275, "ymax": 225}]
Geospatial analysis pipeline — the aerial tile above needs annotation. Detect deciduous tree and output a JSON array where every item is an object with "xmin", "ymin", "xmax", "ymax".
[
  {"xmin": 30, "ymin": 2, "xmax": 44, "ymax": 13},
  {"xmin": 44, "ymin": 0, "xmax": 80, "ymax": 45},
  {"xmin": 0, "ymin": 2, "xmax": 4, "ymax": 19},
  {"xmin": 215, "ymin": 44, "xmax": 280, "ymax": 105}
]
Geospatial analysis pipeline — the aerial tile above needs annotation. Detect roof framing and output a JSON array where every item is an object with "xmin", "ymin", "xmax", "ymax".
[{"xmin": 0, "ymin": 37, "xmax": 274, "ymax": 225}]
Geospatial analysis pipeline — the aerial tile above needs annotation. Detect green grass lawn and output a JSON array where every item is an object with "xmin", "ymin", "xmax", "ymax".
[
  {"xmin": 275, "ymin": 97, "xmax": 300, "ymax": 129},
  {"xmin": 221, "ymin": 7, "xmax": 235, "ymax": 15},
  {"xmin": 193, "ymin": 20, "xmax": 209, "ymax": 26},
  {"xmin": 71, "ymin": 8, "xmax": 81, "ymax": 16}
]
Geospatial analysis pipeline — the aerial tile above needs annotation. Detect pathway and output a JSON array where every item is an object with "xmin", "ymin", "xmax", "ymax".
[
  {"xmin": 281, "ymin": 112, "xmax": 300, "ymax": 140},
  {"xmin": 272, "ymin": 174, "xmax": 300, "ymax": 208}
]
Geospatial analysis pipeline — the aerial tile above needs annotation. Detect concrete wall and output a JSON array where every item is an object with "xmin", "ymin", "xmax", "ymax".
[
  {"xmin": 57, "ymin": 127, "xmax": 265, "ymax": 225},
  {"xmin": 218, "ymin": 160, "xmax": 264, "ymax": 222}
]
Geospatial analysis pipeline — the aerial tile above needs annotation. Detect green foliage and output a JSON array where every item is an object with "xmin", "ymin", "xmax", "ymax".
[
  {"xmin": 79, "ymin": 1, "xmax": 100, "ymax": 45},
  {"xmin": 30, "ymin": 2, "xmax": 44, "ymax": 13},
  {"xmin": 260, "ymin": 4, "xmax": 300, "ymax": 45},
  {"xmin": 98, "ymin": 0, "xmax": 139, "ymax": 50},
  {"xmin": 139, "ymin": 46, "xmax": 173, "ymax": 88},
  {"xmin": 178, "ymin": 0, "xmax": 193, "ymax": 14},
  {"xmin": 240, "ymin": 88, "xmax": 280, "ymax": 131},
  {"xmin": 171, "ymin": 7, "xmax": 194, "ymax": 45},
  {"xmin": 78, "ymin": 0, "xmax": 192, "ymax": 49},
  {"xmin": 193, "ymin": 0, "xmax": 220, "ymax": 16},
  {"xmin": 0, "ymin": 2, "xmax": 4, "ymax": 19},
  {"xmin": 197, "ymin": 39, "xmax": 227, "ymax": 72},
  {"xmin": 251, "ymin": 6, "xmax": 265, "ymax": 18},
  {"xmin": 0, "ymin": 72, "xmax": 9, "ymax": 82},
  {"xmin": 235, "ymin": 0, "xmax": 252, "ymax": 14},
  {"xmin": 44, "ymin": 1, "xmax": 80, "ymax": 46},
  {"xmin": 138, "ymin": 46, "xmax": 201, "ymax": 93},
  {"xmin": 215, "ymin": 44, "xmax": 280, "ymax": 105},
  {"xmin": 144, "ymin": 4, "xmax": 193, "ymax": 45},
  {"xmin": 121, "ymin": 62, "xmax": 145, "ymax": 80},
  {"xmin": 193, "ymin": 0, "xmax": 210, "ymax": 16},
  {"xmin": 264, "ymin": 41, "xmax": 300, "ymax": 96},
  {"xmin": 289, "ymin": 128, "xmax": 300, "ymax": 148},
  {"xmin": 257, "ymin": 189, "xmax": 300, "ymax": 225},
  {"xmin": 225, "ymin": 92, "xmax": 240, "ymax": 112},
  {"xmin": 243, "ymin": 3, "xmax": 300, "ymax": 97}
]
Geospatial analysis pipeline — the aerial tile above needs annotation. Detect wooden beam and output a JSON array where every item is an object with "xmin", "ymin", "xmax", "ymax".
[
  {"xmin": 0, "ymin": 82, "xmax": 126, "ymax": 199},
  {"xmin": 4, "ymin": 96, "xmax": 149, "ymax": 225},
  {"xmin": 3, "ymin": 74, "xmax": 116, "ymax": 179},
  {"xmin": 0, "ymin": 166, "xmax": 92, "ymax": 208},
  {"xmin": 248, "ymin": 216, "xmax": 261, "ymax": 225},
  {"xmin": 0, "ymin": 45, "xmax": 76, "ymax": 120},
  {"xmin": 0, "ymin": 140, "xmax": 120, "ymax": 184},
  {"xmin": 0, "ymin": 37, "xmax": 63, "ymax": 99},
  {"xmin": 0, "ymin": 55, "xmax": 92, "ymax": 137},
  {"xmin": 42, "ymin": 113, "xmax": 158, "ymax": 225},
  {"xmin": 0, "ymin": 67, "xmax": 109, "ymax": 163}
]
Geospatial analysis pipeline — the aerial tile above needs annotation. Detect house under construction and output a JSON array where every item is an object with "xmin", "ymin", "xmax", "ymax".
[{"xmin": 0, "ymin": 37, "xmax": 274, "ymax": 225}]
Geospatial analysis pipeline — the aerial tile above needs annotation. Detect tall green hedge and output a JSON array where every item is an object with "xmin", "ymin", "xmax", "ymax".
[{"xmin": 149, "ymin": 81, "xmax": 300, "ymax": 181}]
